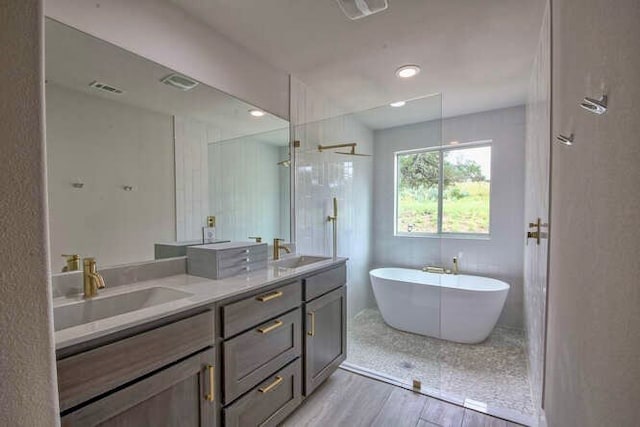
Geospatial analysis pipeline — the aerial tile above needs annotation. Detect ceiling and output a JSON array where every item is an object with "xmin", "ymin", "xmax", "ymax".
[
  {"xmin": 170, "ymin": 0, "xmax": 546, "ymax": 119},
  {"xmin": 45, "ymin": 19, "xmax": 289, "ymax": 144}
]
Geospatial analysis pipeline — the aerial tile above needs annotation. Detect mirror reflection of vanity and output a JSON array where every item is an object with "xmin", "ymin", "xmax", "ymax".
[{"xmin": 45, "ymin": 19, "xmax": 292, "ymax": 271}]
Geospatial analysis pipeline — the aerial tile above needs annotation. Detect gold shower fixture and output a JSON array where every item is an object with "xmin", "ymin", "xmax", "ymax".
[{"xmin": 317, "ymin": 143, "xmax": 371, "ymax": 157}]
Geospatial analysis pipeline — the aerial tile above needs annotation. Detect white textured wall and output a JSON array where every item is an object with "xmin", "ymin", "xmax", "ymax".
[
  {"xmin": 545, "ymin": 1, "xmax": 640, "ymax": 426},
  {"xmin": 45, "ymin": 0, "xmax": 290, "ymax": 119},
  {"xmin": 46, "ymin": 84, "xmax": 175, "ymax": 267},
  {"xmin": 291, "ymin": 78, "xmax": 374, "ymax": 318},
  {"xmin": 208, "ymin": 137, "xmax": 288, "ymax": 243},
  {"xmin": 373, "ymin": 107, "xmax": 526, "ymax": 328},
  {"xmin": 523, "ymin": 0, "xmax": 550, "ymax": 415},
  {"xmin": 0, "ymin": 1, "xmax": 60, "ymax": 425},
  {"xmin": 174, "ymin": 116, "xmax": 217, "ymax": 242}
]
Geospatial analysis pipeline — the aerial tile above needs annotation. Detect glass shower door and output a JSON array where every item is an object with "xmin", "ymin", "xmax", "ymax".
[{"xmin": 292, "ymin": 93, "xmax": 445, "ymax": 396}]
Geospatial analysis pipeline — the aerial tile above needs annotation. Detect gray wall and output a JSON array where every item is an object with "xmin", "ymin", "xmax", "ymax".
[
  {"xmin": 545, "ymin": 0, "xmax": 640, "ymax": 426},
  {"xmin": 45, "ymin": 0, "xmax": 290, "ymax": 119},
  {"xmin": 0, "ymin": 1, "xmax": 60, "ymax": 424},
  {"xmin": 372, "ymin": 106, "xmax": 526, "ymax": 328},
  {"xmin": 46, "ymin": 84, "xmax": 175, "ymax": 267}
]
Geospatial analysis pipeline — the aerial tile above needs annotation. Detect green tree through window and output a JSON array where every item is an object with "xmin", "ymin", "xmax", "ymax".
[{"xmin": 396, "ymin": 144, "xmax": 491, "ymax": 235}]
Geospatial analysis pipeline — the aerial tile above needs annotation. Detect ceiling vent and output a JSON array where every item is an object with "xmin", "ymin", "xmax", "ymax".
[
  {"xmin": 89, "ymin": 81, "xmax": 124, "ymax": 95},
  {"xmin": 336, "ymin": 0, "xmax": 388, "ymax": 20},
  {"xmin": 161, "ymin": 73, "xmax": 199, "ymax": 91}
]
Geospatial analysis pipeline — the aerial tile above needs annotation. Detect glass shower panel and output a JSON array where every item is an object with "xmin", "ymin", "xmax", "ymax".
[
  {"xmin": 293, "ymin": 94, "xmax": 444, "ymax": 395},
  {"xmin": 207, "ymin": 126, "xmax": 291, "ymax": 244}
]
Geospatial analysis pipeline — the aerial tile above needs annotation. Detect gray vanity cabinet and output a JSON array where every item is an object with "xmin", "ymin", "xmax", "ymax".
[
  {"xmin": 61, "ymin": 348, "xmax": 216, "ymax": 427},
  {"xmin": 303, "ymin": 283, "xmax": 347, "ymax": 395}
]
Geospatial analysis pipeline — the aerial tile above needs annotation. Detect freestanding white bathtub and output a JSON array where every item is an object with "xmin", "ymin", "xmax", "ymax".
[{"xmin": 370, "ymin": 268, "xmax": 509, "ymax": 344}]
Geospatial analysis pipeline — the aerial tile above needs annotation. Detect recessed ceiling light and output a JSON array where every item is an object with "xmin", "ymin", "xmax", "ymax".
[
  {"xmin": 249, "ymin": 109, "xmax": 265, "ymax": 117},
  {"xmin": 390, "ymin": 101, "xmax": 406, "ymax": 108},
  {"xmin": 395, "ymin": 65, "xmax": 421, "ymax": 79}
]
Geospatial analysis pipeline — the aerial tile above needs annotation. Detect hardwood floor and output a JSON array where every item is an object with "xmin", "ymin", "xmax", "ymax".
[{"xmin": 282, "ymin": 370, "xmax": 524, "ymax": 427}]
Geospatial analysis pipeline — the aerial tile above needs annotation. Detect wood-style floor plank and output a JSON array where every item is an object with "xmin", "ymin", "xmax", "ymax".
[
  {"xmin": 420, "ymin": 397, "xmax": 465, "ymax": 427},
  {"xmin": 370, "ymin": 386, "xmax": 429, "ymax": 427},
  {"xmin": 282, "ymin": 370, "xmax": 525, "ymax": 427},
  {"xmin": 281, "ymin": 369, "xmax": 393, "ymax": 427},
  {"xmin": 462, "ymin": 409, "xmax": 523, "ymax": 427}
]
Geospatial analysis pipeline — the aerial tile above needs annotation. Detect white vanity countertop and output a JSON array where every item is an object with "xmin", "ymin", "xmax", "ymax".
[{"xmin": 53, "ymin": 256, "xmax": 347, "ymax": 350}]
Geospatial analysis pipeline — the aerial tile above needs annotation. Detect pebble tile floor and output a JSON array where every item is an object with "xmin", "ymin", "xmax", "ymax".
[{"xmin": 347, "ymin": 308, "xmax": 535, "ymax": 416}]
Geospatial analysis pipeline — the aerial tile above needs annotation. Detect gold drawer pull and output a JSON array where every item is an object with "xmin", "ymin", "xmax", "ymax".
[
  {"xmin": 257, "ymin": 320, "xmax": 283, "ymax": 334},
  {"xmin": 259, "ymin": 375, "xmax": 283, "ymax": 393},
  {"xmin": 256, "ymin": 290, "xmax": 283, "ymax": 302},
  {"xmin": 204, "ymin": 365, "xmax": 214, "ymax": 402},
  {"xmin": 307, "ymin": 311, "xmax": 315, "ymax": 336}
]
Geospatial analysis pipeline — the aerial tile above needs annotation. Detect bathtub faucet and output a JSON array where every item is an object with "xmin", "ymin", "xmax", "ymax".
[
  {"xmin": 422, "ymin": 266, "xmax": 448, "ymax": 274},
  {"xmin": 423, "ymin": 258, "xmax": 459, "ymax": 275}
]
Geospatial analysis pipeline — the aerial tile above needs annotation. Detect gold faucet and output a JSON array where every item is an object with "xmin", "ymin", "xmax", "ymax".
[
  {"xmin": 249, "ymin": 236, "xmax": 263, "ymax": 243},
  {"xmin": 83, "ymin": 257, "xmax": 105, "ymax": 298},
  {"xmin": 273, "ymin": 238, "xmax": 291, "ymax": 260},
  {"xmin": 61, "ymin": 254, "xmax": 80, "ymax": 272}
]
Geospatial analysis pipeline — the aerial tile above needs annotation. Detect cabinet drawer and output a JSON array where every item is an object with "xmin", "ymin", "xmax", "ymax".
[
  {"xmin": 224, "ymin": 359, "xmax": 302, "ymax": 427},
  {"xmin": 304, "ymin": 264, "xmax": 347, "ymax": 301},
  {"xmin": 222, "ymin": 281, "xmax": 301, "ymax": 338},
  {"xmin": 61, "ymin": 348, "xmax": 215, "ymax": 427},
  {"xmin": 219, "ymin": 246, "xmax": 268, "ymax": 265},
  {"xmin": 223, "ymin": 308, "xmax": 301, "ymax": 404},
  {"xmin": 57, "ymin": 311, "xmax": 214, "ymax": 412},
  {"xmin": 218, "ymin": 261, "xmax": 267, "ymax": 278}
]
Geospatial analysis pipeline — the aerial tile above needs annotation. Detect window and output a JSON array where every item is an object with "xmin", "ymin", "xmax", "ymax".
[{"xmin": 395, "ymin": 142, "xmax": 491, "ymax": 236}]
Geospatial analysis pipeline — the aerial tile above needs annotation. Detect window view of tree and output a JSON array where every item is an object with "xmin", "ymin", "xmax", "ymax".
[
  {"xmin": 396, "ymin": 145, "xmax": 491, "ymax": 234},
  {"xmin": 397, "ymin": 151, "xmax": 439, "ymax": 233}
]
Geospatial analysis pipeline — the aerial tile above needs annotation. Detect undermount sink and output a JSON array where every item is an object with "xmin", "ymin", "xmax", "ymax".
[
  {"xmin": 273, "ymin": 255, "xmax": 331, "ymax": 269},
  {"xmin": 54, "ymin": 287, "xmax": 193, "ymax": 331}
]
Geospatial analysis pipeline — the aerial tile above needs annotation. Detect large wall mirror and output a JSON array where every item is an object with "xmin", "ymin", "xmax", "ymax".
[{"xmin": 45, "ymin": 19, "xmax": 292, "ymax": 271}]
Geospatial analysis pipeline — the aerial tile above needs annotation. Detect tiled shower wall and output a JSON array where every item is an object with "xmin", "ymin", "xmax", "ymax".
[
  {"xmin": 524, "ymin": 0, "xmax": 550, "ymax": 413},
  {"xmin": 208, "ymin": 136, "xmax": 289, "ymax": 244},
  {"xmin": 291, "ymin": 78, "xmax": 375, "ymax": 318},
  {"xmin": 174, "ymin": 116, "xmax": 219, "ymax": 241}
]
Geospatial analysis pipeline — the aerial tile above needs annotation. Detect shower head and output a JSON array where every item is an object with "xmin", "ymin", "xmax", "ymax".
[
  {"xmin": 318, "ymin": 142, "xmax": 372, "ymax": 157},
  {"xmin": 335, "ymin": 151, "xmax": 372, "ymax": 157},
  {"xmin": 277, "ymin": 158, "xmax": 291, "ymax": 167}
]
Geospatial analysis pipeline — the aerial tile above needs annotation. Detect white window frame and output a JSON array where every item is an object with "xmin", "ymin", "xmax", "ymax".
[{"xmin": 393, "ymin": 140, "xmax": 493, "ymax": 239}]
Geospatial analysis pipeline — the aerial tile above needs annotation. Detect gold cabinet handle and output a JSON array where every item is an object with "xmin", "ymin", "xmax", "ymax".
[
  {"xmin": 256, "ymin": 290, "xmax": 283, "ymax": 302},
  {"xmin": 258, "ymin": 376, "xmax": 283, "ymax": 393},
  {"xmin": 257, "ymin": 320, "xmax": 283, "ymax": 334},
  {"xmin": 307, "ymin": 311, "xmax": 315, "ymax": 336},
  {"xmin": 204, "ymin": 365, "xmax": 214, "ymax": 402}
]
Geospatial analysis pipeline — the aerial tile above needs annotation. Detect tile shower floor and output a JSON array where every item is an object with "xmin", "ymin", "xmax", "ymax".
[{"xmin": 346, "ymin": 308, "xmax": 535, "ymax": 416}]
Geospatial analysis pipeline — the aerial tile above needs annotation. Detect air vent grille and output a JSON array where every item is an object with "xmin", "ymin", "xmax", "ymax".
[
  {"xmin": 336, "ymin": 0, "xmax": 388, "ymax": 20},
  {"xmin": 161, "ymin": 73, "xmax": 199, "ymax": 91},
  {"xmin": 89, "ymin": 81, "xmax": 124, "ymax": 94}
]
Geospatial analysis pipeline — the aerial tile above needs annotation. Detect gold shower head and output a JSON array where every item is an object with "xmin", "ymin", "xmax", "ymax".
[{"xmin": 317, "ymin": 143, "xmax": 371, "ymax": 157}]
